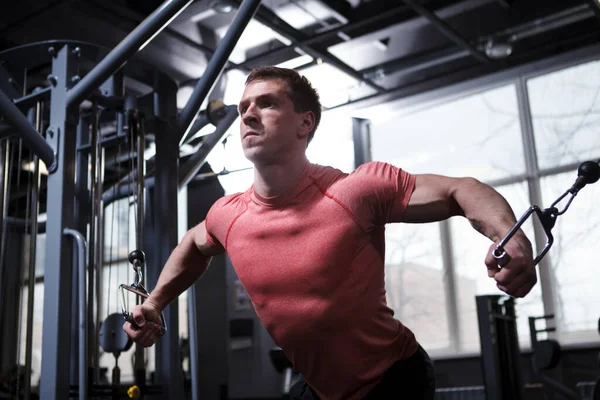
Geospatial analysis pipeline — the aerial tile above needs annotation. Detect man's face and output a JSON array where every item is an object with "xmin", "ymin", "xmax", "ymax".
[{"xmin": 238, "ymin": 79, "xmax": 308, "ymax": 164}]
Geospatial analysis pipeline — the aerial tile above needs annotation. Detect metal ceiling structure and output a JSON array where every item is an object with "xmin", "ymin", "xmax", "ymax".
[{"xmin": 1, "ymin": 0, "xmax": 599, "ymax": 112}]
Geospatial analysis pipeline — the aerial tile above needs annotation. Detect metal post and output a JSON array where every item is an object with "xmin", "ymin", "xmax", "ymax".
[
  {"xmin": 133, "ymin": 111, "xmax": 146, "ymax": 382},
  {"xmin": 177, "ymin": 0, "xmax": 262, "ymax": 141},
  {"xmin": 0, "ymin": 139, "xmax": 6, "ymax": 349},
  {"xmin": 352, "ymin": 118, "xmax": 371, "ymax": 169},
  {"xmin": 187, "ymin": 284, "xmax": 199, "ymax": 400},
  {"xmin": 66, "ymin": 0, "xmax": 193, "ymax": 108},
  {"xmin": 71, "ymin": 114, "xmax": 90, "ymax": 389},
  {"xmin": 94, "ymin": 137, "xmax": 105, "ymax": 385},
  {"xmin": 136, "ymin": 116, "xmax": 144, "ymax": 252},
  {"xmin": 39, "ymin": 44, "xmax": 79, "ymax": 400},
  {"xmin": 23, "ymin": 103, "xmax": 41, "ymax": 400},
  {"xmin": 63, "ymin": 228, "xmax": 88, "ymax": 400},
  {"xmin": 178, "ymin": 106, "xmax": 238, "ymax": 188},
  {"xmin": 40, "ymin": 45, "xmax": 78, "ymax": 400},
  {"xmin": 439, "ymin": 220, "xmax": 460, "ymax": 352},
  {"xmin": 0, "ymin": 88, "xmax": 56, "ymax": 172},
  {"xmin": 87, "ymin": 102, "xmax": 99, "ymax": 382},
  {"xmin": 515, "ymin": 77, "xmax": 557, "ymax": 323},
  {"xmin": 145, "ymin": 74, "xmax": 184, "ymax": 398}
]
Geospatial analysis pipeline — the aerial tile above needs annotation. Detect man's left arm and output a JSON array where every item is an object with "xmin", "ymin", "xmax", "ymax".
[{"xmin": 403, "ymin": 174, "xmax": 537, "ymax": 298}]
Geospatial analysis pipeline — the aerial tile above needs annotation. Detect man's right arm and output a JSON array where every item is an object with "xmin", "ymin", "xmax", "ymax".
[
  {"xmin": 124, "ymin": 220, "xmax": 224, "ymax": 346},
  {"xmin": 144, "ymin": 220, "xmax": 224, "ymax": 312}
]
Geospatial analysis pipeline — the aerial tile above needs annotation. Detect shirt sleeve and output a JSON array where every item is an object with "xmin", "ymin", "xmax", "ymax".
[
  {"xmin": 329, "ymin": 161, "xmax": 416, "ymax": 230},
  {"xmin": 204, "ymin": 194, "xmax": 244, "ymax": 253}
]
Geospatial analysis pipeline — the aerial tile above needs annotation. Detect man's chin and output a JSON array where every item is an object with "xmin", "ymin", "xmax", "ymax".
[{"xmin": 242, "ymin": 148, "xmax": 261, "ymax": 163}]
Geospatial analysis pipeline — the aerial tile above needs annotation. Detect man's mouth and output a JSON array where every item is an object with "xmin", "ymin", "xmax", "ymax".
[{"xmin": 243, "ymin": 131, "xmax": 260, "ymax": 138}]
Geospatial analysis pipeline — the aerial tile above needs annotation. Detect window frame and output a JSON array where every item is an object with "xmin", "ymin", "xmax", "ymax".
[{"xmin": 361, "ymin": 42, "xmax": 600, "ymax": 357}]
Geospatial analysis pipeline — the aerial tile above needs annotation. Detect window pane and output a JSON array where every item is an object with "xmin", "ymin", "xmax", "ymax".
[
  {"xmin": 18, "ymin": 283, "xmax": 44, "ymax": 387},
  {"xmin": 104, "ymin": 198, "xmax": 137, "ymax": 260},
  {"xmin": 528, "ymin": 59, "xmax": 600, "ymax": 170},
  {"xmin": 306, "ymin": 110, "xmax": 354, "ymax": 173},
  {"xmin": 540, "ymin": 170, "xmax": 600, "ymax": 343},
  {"xmin": 384, "ymin": 223, "xmax": 450, "ymax": 352},
  {"xmin": 451, "ymin": 182, "xmax": 544, "ymax": 353},
  {"xmin": 370, "ymin": 84, "xmax": 525, "ymax": 181}
]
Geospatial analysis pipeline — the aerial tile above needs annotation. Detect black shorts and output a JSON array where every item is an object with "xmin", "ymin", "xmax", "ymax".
[{"xmin": 289, "ymin": 345, "xmax": 436, "ymax": 399}]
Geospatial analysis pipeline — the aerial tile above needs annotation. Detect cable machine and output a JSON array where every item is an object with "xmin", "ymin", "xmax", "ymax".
[
  {"xmin": 478, "ymin": 159, "xmax": 600, "ymax": 400},
  {"xmin": 0, "ymin": 0, "xmax": 261, "ymax": 398}
]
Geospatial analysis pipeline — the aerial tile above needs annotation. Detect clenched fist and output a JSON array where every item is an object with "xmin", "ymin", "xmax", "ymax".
[
  {"xmin": 485, "ymin": 232, "xmax": 537, "ymax": 298},
  {"xmin": 123, "ymin": 302, "xmax": 165, "ymax": 347}
]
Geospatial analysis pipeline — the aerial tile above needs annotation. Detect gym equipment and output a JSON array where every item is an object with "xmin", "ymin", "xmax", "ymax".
[
  {"xmin": 99, "ymin": 313, "xmax": 134, "ymax": 399},
  {"xmin": 476, "ymin": 295, "xmax": 524, "ymax": 400},
  {"xmin": 480, "ymin": 159, "xmax": 600, "ymax": 399},
  {"xmin": 119, "ymin": 250, "xmax": 167, "ymax": 334},
  {"xmin": 529, "ymin": 314, "xmax": 579, "ymax": 400},
  {"xmin": 493, "ymin": 159, "xmax": 600, "ymax": 266},
  {"xmin": 127, "ymin": 384, "xmax": 141, "ymax": 399},
  {"xmin": 0, "ymin": 0, "xmax": 260, "ymax": 397},
  {"xmin": 269, "ymin": 347, "xmax": 297, "ymax": 397}
]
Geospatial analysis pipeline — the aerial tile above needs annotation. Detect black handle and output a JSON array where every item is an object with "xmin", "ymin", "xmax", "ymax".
[{"xmin": 128, "ymin": 249, "xmax": 145, "ymax": 265}]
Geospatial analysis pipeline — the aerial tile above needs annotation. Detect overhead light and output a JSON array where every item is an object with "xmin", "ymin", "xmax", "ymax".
[
  {"xmin": 210, "ymin": 0, "xmax": 235, "ymax": 13},
  {"xmin": 485, "ymin": 39, "xmax": 512, "ymax": 59}
]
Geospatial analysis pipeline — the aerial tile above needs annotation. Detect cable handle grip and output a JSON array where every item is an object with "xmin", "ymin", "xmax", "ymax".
[
  {"xmin": 120, "ymin": 249, "xmax": 167, "ymax": 335},
  {"xmin": 492, "ymin": 206, "xmax": 536, "ymax": 267},
  {"xmin": 120, "ymin": 283, "xmax": 167, "ymax": 335},
  {"xmin": 494, "ymin": 159, "xmax": 599, "ymax": 269}
]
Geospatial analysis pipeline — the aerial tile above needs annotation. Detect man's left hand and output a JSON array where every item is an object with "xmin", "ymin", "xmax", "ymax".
[{"xmin": 484, "ymin": 233, "xmax": 537, "ymax": 298}]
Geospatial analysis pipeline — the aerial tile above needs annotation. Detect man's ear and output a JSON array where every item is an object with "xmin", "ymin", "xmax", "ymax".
[{"xmin": 297, "ymin": 111, "xmax": 315, "ymax": 140}]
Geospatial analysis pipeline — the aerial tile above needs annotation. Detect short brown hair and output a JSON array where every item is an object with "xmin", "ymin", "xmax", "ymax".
[{"xmin": 245, "ymin": 66, "xmax": 322, "ymax": 144}]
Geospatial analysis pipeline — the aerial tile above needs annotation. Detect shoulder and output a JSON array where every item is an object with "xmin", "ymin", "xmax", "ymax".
[
  {"xmin": 333, "ymin": 161, "xmax": 409, "ymax": 190},
  {"xmin": 206, "ymin": 191, "xmax": 248, "ymax": 228},
  {"xmin": 352, "ymin": 161, "xmax": 404, "ymax": 179},
  {"xmin": 212, "ymin": 192, "xmax": 246, "ymax": 208}
]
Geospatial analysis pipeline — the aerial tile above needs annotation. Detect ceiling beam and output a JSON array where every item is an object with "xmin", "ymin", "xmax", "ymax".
[
  {"xmin": 585, "ymin": 0, "xmax": 600, "ymax": 22},
  {"xmin": 329, "ymin": 29, "xmax": 600, "ymax": 113},
  {"xmin": 236, "ymin": 3, "xmax": 414, "ymax": 70},
  {"xmin": 400, "ymin": 0, "xmax": 489, "ymax": 63},
  {"xmin": 232, "ymin": 1, "xmax": 386, "ymax": 92}
]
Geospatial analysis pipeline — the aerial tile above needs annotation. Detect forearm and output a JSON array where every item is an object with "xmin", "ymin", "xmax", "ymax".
[
  {"xmin": 453, "ymin": 178, "xmax": 519, "ymax": 242},
  {"xmin": 146, "ymin": 232, "xmax": 212, "ymax": 311}
]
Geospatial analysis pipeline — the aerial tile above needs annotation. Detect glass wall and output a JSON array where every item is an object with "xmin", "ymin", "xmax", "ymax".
[{"xmin": 369, "ymin": 57, "xmax": 600, "ymax": 356}]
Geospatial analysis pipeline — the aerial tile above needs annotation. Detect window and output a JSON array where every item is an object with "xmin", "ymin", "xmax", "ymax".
[
  {"xmin": 526, "ymin": 58, "xmax": 600, "ymax": 345},
  {"xmin": 528, "ymin": 59, "xmax": 600, "ymax": 170},
  {"xmin": 370, "ymin": 82, "xmax": 543, "ymax": 356},
  {"xmin": 369, "ymin": 84, "xmax": 526, "ymax": 182},
  {"xmin": 539, "ymin": 171, "xmax": 600, "ymax": 343},
  {"xmin": 384, "ymin": 222, "xmax": 451, "ymax": 351},
  {"xmin": 451, "ymin": 182, "xmax": 544, "ymax": 353}
]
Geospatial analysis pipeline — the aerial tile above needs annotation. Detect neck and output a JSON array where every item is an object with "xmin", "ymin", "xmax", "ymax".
[{"xmin": 253, "ymin": 153, "xmax": 309, "ymax": 197}]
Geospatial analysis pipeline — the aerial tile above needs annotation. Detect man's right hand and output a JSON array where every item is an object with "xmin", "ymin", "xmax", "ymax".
[{"xmin": 123, "ymin": 302, "xmax": 165, "ymax": 347}]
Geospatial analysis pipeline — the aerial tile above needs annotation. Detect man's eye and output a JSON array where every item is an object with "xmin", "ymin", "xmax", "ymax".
[{"xmin": 240, "ymin": 107, "xmax": 247, "ymax": 114}]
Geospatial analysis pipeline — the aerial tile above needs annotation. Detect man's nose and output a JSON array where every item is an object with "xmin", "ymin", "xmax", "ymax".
[{"xmin": 242, "ymin": 105, "xmax": 259, "ymax": 125}]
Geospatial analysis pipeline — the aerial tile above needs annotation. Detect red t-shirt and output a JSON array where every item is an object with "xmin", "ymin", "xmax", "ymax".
[{"xmin": 205, "ymin": 161, "xmax": 419, "ymax": 400}]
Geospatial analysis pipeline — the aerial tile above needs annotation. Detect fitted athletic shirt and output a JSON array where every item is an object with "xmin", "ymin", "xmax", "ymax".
[{"xmin": 205, "ymin": 161, "xmax": 419, "ymax": 400}]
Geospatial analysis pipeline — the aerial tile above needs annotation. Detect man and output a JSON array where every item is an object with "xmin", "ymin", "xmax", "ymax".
[{"xmin": 124, "ymin": 67, "xmax": 536, "ymax": 399}]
